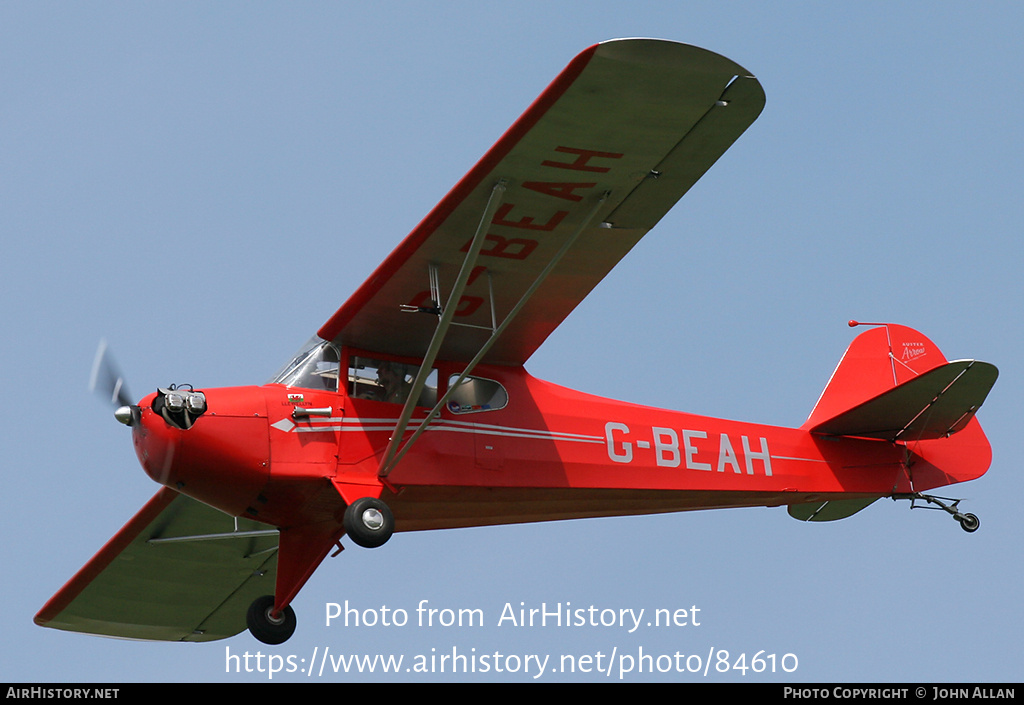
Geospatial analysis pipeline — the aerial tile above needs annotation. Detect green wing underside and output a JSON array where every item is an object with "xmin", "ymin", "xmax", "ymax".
[
  {"xmin": 36, "ymin": 488, "xmax": 279, "ymax": 642},
  {"xmin": 319, "ymin": 39, "xmax": 766, "ymax": 365}
]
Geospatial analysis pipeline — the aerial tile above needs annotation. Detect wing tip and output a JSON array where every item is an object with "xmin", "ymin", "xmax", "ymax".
[{"xmin": 595, "ymin": 37, "xmax": 758, "ymax": 79}]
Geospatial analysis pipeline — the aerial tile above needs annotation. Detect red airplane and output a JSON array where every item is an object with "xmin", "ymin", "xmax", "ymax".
[{"xmin": 35, "ymin": 39, "xmax": 997, "ymax": 646}]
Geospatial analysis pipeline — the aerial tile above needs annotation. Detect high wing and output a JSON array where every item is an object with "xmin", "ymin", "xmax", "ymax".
[
  {"xmin": 35, "ymin": 488, "xmax": 278, "ymax": 642},
  {"xmin": 318, "ymin": 39, "xmax": 765, "ymax": 365}
]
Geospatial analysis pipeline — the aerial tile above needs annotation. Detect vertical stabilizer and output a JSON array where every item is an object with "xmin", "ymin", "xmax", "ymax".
[{"xmin": 802, "ymin": 323, "xmax": 949, "ymax": 431}]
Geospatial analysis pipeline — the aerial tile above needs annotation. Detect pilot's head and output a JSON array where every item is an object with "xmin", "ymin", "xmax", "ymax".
[{"xmin": 377, "ymin": 361, "xmax": 403, "ymax": 386}]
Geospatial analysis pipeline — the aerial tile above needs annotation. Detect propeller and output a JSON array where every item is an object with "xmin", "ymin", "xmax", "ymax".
[
  {"xmin": 89, "ymin": 339, "xmax": 136, "ymax": 425},
  {"xmin": 89, "ymin": 339, "xmax": 179, "ymax": 485}
]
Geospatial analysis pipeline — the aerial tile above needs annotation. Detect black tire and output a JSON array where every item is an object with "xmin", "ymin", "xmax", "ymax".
[
  {"xmin": 344, "ymin": 497, "xmax": 395, "ymax": 548},
  {"xmin": 958, "ymin": 513, "xmax": 980, "ymax": 533},
  {"xmin": 246, "ymin": 595, "xmax": 296, "ymax": 645}
]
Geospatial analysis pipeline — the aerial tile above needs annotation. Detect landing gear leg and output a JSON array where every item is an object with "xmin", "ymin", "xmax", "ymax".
[
  {"xmin": 893, "ymin": 492, "xmax": 981, "ymax": 533},
  {"xmin": 246, "ymin": 595, "xmax": 297, "ymax": 645}
]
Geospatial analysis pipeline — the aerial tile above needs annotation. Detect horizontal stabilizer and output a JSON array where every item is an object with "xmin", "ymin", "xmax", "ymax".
[
  {"xmin": 809, "ymin": 360, "xmax": 998, "ymax": 442},
  {"xmin": 788, "ymin": 497, "xmax": 879, "ymax": 522}
]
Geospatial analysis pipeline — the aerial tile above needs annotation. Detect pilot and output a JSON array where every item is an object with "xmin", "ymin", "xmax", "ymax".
[{"xmin": 376, "ymin": 361, "xmax": 413, "ymax": 404}]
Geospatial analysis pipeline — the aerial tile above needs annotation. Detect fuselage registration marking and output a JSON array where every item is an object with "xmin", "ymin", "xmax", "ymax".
[{"xmin": 605, "ymin": 422, "xmax": 774, "ymax": 476}]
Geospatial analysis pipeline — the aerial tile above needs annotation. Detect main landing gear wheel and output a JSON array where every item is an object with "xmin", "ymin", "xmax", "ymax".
[
  {"xmin": 344, "ymin": 497, "xmax": 395, "ymax": 548},
  {"xmin": 246, "ymin": 595, "xmax": 296, "ymax": 645}
]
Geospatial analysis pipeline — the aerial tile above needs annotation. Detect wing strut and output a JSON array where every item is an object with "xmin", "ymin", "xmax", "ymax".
[
  {"xmin": 379, "ymin": 190, "xmax": 611, "ymax": 477},
  {"xmin": 377, "ymin": 180, "xmax": 509, "ymax": 475}
]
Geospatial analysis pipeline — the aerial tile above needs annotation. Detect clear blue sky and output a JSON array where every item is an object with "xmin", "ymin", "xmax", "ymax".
[{"xmin": 3, "ymin": 2, "xmax": 1021, "ymax": 682}]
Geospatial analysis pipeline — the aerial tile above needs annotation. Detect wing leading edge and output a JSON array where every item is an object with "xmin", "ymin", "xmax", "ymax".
[
  {"xmin": 35, "ymin": 488, "xmax": 279, "ymax": 642},
  {"xmin": 318, "ymin": 39, "xmax": 765, "ymax": 364}
]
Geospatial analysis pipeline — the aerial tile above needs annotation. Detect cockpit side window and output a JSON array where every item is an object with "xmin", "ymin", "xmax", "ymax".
[
  {"xmin": 348, "ymin": 356, "xmax": 437, "ymax": 407},
  {"xmin": 446, "ymin": 375, "xmax": 508, "ymax": 414}
]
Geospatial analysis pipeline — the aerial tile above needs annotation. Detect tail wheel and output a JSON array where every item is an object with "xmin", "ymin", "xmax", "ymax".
[
  {"xmin": 246, "ymin": 595, "xmax": 296, "ymax": 645},
  {"xmin": 893, "ymin": 493, "xmax": 982, "ymax": 534},
  {"xmin": 344, "ymin": 497, "xmax": 395, "ymax": 548},
  {"xmin": 958, "ymin": 513, "xmax": 980, "ymax": 533}
]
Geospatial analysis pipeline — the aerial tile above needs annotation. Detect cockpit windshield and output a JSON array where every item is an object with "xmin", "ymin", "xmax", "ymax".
[{"xmin": 268, "ymin": 337, "xmax": 340, "ymax": 391}]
